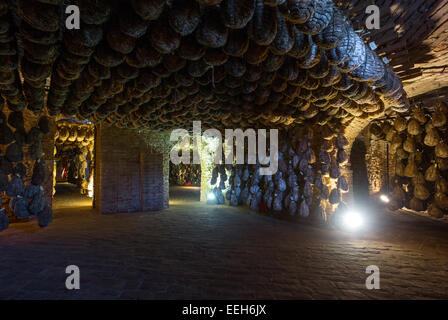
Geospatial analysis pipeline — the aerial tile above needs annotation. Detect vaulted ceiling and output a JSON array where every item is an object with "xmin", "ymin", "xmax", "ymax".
[
  {"xmin": 0, "ymin": 0, "xmax": 419, "ymax": 131},
  {"xmin": 342, "ymin": 0, "xmax": 448, "ymax": 101}
]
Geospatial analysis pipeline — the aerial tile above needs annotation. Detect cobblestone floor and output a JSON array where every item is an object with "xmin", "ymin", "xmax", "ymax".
[{"xmin": 1, "ymin": 186, "xmax": 448, "ymax": 300}]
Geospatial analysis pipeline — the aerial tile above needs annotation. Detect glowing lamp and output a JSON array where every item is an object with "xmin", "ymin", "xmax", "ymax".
[
  {"xmin": 207, "ymin": 192, "xmax": 215, "ymax": 201},
  {"xmin": 379, "ymin": 194, "xmax": 390, "ymax": 203},
  {"xmin": 342, "ymin": 210, "xmax": 364, "ymax": 231},
  {"xmin": 87, "ymin": 176, "xmax": 94, "ymax": 198}
]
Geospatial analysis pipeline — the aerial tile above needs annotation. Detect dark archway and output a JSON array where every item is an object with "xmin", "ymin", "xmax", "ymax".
[
  {"xmin": 350, "ymin": 138, "xmax": 370, "ymax": 204},
  {"xmin": 169, "ymin": 162, "xmax": 201, "ymax": 204},
  {"xmin": 53, "ymin": 121, "xmax": 95, "ymax": 211}
]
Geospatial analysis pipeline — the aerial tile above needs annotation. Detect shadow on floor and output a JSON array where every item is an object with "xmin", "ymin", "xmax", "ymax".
[
  {"xmin": 53, "ymin": 182, "xmax": 92, "ymax": 210},
  {"xmin": 169, "ymin": 186, "xmax": 200, "ymax": 205},
  {"xmin": 2, "ymin": 184, "xmax": 448, "ymax": 299}
]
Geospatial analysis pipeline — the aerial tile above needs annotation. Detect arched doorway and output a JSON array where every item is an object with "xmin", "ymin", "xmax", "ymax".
[
  {"xmin": 53, "ymin": 120, "xmax": 95, "ymax": 210},
  {"xmin": 350, "ymin": 138, "xmax": 370, "ymax": 204},
  {"xmin": 169, "ymin": 161, "xmax": 201, "ymax": 204}
]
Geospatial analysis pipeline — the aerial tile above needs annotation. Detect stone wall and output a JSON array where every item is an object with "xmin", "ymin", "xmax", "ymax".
[
  {"xmin": 365, "ymin": 137, "xmax": 394, "ymax": 195},
  {"xmin": 41, "ymin": 119, "xmax": 56, "ymax": 208},
  {"xmin": 94, "ymin": 125, "xmax": 169, "ymax": 214},
  {"xmin": 200, "ymin": 154, "xmax": 213, "ymax": 202}
]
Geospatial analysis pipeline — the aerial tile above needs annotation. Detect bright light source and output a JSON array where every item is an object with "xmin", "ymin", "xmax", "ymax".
[
  {"xmin": 342, "ymin": 210, "xmax": 364, "ymax": 231},
  {"xmin": 379, "ymin": 194, "xmax": 390, "ymax": 203},
  {"xmin": 207, "ymin": 192, "xmax": 215, "ymax": 201},
  {"xmin": 87, "ymin": 175, "xmax": 94, "ymax": 198}
]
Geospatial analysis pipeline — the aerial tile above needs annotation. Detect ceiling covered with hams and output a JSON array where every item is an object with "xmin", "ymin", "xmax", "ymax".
[{"xmin": 1, "ymin": 0, "xmax": 411, "ymax": 130}]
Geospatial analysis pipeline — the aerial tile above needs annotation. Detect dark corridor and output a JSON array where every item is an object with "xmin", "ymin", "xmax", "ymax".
[
  {"xmin": 350, "ymin": 139, "xmax": 370, "ymax": 204},
  {"xmin": 53, "ymin": 182, "xmax": 92, "ymax": 210}
]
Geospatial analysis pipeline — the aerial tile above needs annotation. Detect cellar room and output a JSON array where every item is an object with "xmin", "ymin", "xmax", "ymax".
[
  {"xmin": 0, "ymin": 0, "xmax": 448, "ymax": 301},
  {"xmin": 53, "ymin": 120, "xmax": 94, "ymax": 209}
]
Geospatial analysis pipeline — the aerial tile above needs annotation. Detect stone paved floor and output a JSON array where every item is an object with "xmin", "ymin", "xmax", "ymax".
[
  {"xmin": 53, "ymin": 182, "xmax": 93, "ymax": 210},
  {"xmin": 1, "ymin": 186, "xmax": 448, "ymax": 299}
]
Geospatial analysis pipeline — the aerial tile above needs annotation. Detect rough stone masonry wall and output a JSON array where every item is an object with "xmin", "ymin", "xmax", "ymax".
[
  {"xmin": 365, "ymin": 134, "xmax": 395, "ymax": 195},
  {"xmin": 41, "ymin": 120, "xmax": 56, "ymax": 209},
  {"xmin": 94, "ymin": 125, "xmax": 169, "ymax": 214}
]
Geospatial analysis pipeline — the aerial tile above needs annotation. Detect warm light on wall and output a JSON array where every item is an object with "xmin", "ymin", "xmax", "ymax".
[{"xmin": 87, "ymin": 175, "xmax": 94, "ymax": 198}]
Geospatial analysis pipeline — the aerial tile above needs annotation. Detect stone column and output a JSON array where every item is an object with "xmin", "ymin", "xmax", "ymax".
[
  {"xmin": 200, "ymin": 154, "xmax": 213, "ymax": 202},
  {"xmin": 199, "ymin": 135, "xmax": 221, "ymax": 202},
  {"xmin": 41, "ymin": 119, "xmax": 56, "ymax": 208}
]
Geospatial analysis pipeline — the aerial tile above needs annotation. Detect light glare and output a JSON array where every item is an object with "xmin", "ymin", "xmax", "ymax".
[
  {"xmin": 342, "ymin": 210, "xmax": 364, "ymax": 231},
  {"xmin": 87, "ymin": 175, "xmax": 94, "ymax": 198},
  {"xmin": 380, "ymin": 194, "xmax": 390, "ymax": 203},
  {"xmin": 207, "ymin": 192, "xmax": 215, "ymax": 201}
]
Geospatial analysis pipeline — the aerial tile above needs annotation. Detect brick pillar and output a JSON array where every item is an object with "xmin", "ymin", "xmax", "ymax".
[
  {"xmin": 162, "ymin": 153, "xmax": 169, "ymax": 208},
  {"xmin": 94, "ymin": 125, "xmax": 102, "ymax": 212},
  {"xmin": 94, "ymin": 124, "xmax": 169, "ymax": 214},
  {"xmin": 42, "ymin": 118, "xmax": 56, "ymax": 208}
]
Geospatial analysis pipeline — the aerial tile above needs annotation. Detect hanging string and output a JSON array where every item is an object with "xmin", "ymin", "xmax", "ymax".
[{"xmin": 212, "ymin": 66, "xmax": 215, "ymax": 89}]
